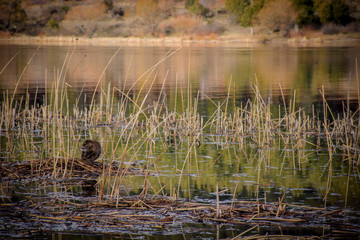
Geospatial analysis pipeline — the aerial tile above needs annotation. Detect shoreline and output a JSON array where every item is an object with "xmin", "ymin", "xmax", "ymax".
[{"xmin": 1, "ymin": 33, "xmax": 359, "ymax": 47}]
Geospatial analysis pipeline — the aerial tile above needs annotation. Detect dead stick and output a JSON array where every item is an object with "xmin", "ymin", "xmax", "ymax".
[
  {"xmin": 320, "ymin": 209, "xmax": 343, "ymax": 216},
  {"xmin": 231, "ymin": 224, "xmax": 258, "ymax": 239},
  {"xmin": 251, "ymin": 217, "xmax": 305, "ymax": 222},
  {"xmin": 216, "ymin": 183, "xmax": 220, "ymax": 218}
]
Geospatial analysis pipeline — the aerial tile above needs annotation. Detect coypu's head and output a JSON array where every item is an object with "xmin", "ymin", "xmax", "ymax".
[{"xmin": 81, "ymin": 139, "xmax": 101, "ymax": 162}]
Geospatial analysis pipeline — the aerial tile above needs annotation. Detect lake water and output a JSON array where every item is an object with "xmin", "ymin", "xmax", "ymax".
[
  {"xmin": 1, "ymin": 43, "xmax": 360, "ymax": 239},
  {"xmin": 1, "ymin": 44, "xmax": 359, "ymax": 104}
]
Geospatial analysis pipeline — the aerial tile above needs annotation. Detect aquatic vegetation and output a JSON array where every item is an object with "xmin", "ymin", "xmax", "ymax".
[
  {"xmin": 0, "ymin": 47, "xmax": 359, "ymax": 239},
  {"xmin": 1, "ymin": 71, "xmax": 359, "ymax": 202},
  {"xmin": 1, "ymin": 75, "xmax": 359, "ymax": 237}
]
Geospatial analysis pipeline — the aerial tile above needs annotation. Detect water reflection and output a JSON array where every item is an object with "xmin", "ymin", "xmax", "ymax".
[
  {"xmin": 0, "ymin": 44, "xmax": 359, "ymax": 106},
  {"xmin": 116, "ymin": 140, "xmax": 359, "ymax": 210}
]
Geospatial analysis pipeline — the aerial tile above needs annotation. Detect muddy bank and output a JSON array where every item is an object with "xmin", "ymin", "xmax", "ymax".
[{"xmin": 1, "ymin": 33, "xmax": 360, "ymax": 48}]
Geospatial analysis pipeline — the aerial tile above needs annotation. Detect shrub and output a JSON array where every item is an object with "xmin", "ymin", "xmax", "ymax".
[
  {"xmin": 104, "ymin": 0, "xmax": 113, "ymax": 11},
  {"xmin": 256, "ymin": 0, "xmax": 297, "ymax": 35},
  {"xmin": 225, "ymin": 0, "xmax": 250, "ymax": 23},
  {"xmin": 321, "ymin": 22, "xmax": 340, "ymax": 34},
  {"xmin": 185, "ymin": 0, "xmax": 210, "ymax": 17},
  {"xmin": 321, "ymin": 22, "xmax": 359, "ymax": 34},
  {"xmin": 0, "ymin": 0, "xmax": 26, "ymax": 32},
  {"xmin": 314, "ymin": 0, "xmax": 332, "ymax": 24},
  {"xmin": 47, "ymin": 18, "xmax": 59, "ymax": 29},
  {"xmin": 241, "ymin": 0, "xmax": 264, "ymax": 26},
  {"xmin": 314, "ymin": 0, "xmax": 351, "ymax": 25},
  {"xmin": 136, "ymin": 0, "xmax": 162, "ymax": 34},
  {"xmin": 330, "ymin": 0, "xmax": 351, "ymax": 24},
  {"xmin": 225, "ymin": 0, "xmax": 264, "ymax": 26},
  {"xmin": 292, "ymin": 0, "xmax": 318, "ymax": 26}
]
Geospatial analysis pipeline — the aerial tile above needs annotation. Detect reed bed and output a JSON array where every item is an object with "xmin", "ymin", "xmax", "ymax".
[
  {"xmin": 1, "ymin": 76, "xmax": 359, "ymax": 198},
  {"xmin": 0, "ymin": 48, "xmax": 359, "ymax": 211}
]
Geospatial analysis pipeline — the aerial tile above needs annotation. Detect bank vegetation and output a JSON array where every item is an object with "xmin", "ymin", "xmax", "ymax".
[{"xmin": 0, "ymin": 0, "xmax": 359, "ymax": 41}]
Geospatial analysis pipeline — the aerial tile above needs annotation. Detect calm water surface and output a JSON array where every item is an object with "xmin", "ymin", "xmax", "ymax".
[
  {"xmin": 0, "ymin": 43, "xmax": 359, "ymax": 238},
  {"xmin": 1, "ymin": 44, "xmax": 359, "ymax": 103}
]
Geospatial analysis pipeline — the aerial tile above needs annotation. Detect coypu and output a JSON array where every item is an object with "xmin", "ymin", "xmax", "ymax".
[{"xmin": 81, "ymin": 139, "xmax": 101, "ymax": 162}]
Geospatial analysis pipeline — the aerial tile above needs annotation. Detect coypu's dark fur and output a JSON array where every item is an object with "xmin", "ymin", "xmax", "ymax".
[{"xmin": 81, "ymin": 140, "xmax": 101, "ymax": 162}]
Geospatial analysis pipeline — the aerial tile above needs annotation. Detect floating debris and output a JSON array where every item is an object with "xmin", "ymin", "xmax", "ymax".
[
  {"xmin": 0, "ymin": 158, "xmax": 147, "ymax": 182},
  {"xmin": 1, "ymin": 196, "xmax": 359, "ymax": 239}
]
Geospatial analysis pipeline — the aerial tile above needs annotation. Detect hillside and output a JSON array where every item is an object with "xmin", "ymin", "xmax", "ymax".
[{"xmin": 0, "ymin": 0, "xmax": 359, "ymax": 43}]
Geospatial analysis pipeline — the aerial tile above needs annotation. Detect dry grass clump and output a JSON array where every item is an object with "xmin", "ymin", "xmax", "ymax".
[
  {"xmin": 192, "ymin": 23, "xmax": 225, "ymax": 39},
  {"xmin": 156, "ymin": 15, "xmax": 224, "ymax": 38},
  {"xmin": 289, "ymin": 25, "xmax": 323, "ymax": 38},
  {"xmin": 156, "ymin": 15, "xmax": 204, "ymax": 36},
  {"xmin": 321, "ymin": 22, "xmax": 360, "ymax": 35},
  {"xmin": 60, "ymin": 2, "xmax": 108, "ymax": 36},
  {"xmin": 64, "ymin": 2, "xmax": 107, "ymax": 21}
]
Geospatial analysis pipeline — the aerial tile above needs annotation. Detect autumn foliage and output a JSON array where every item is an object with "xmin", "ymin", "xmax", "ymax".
[{"xmin": 256, "ymin": 0, "xmax": 297, "ymax": 35}]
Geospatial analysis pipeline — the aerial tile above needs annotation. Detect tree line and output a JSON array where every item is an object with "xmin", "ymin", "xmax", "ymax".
[{"xmin": 186, "ymin": 0, "xmax": 354, "ymax": 33}]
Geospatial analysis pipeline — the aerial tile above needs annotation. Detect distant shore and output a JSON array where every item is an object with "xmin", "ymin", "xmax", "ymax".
[{"xmin": 0, "ymin": 33, "xmax": 359, "ymax": 47}]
